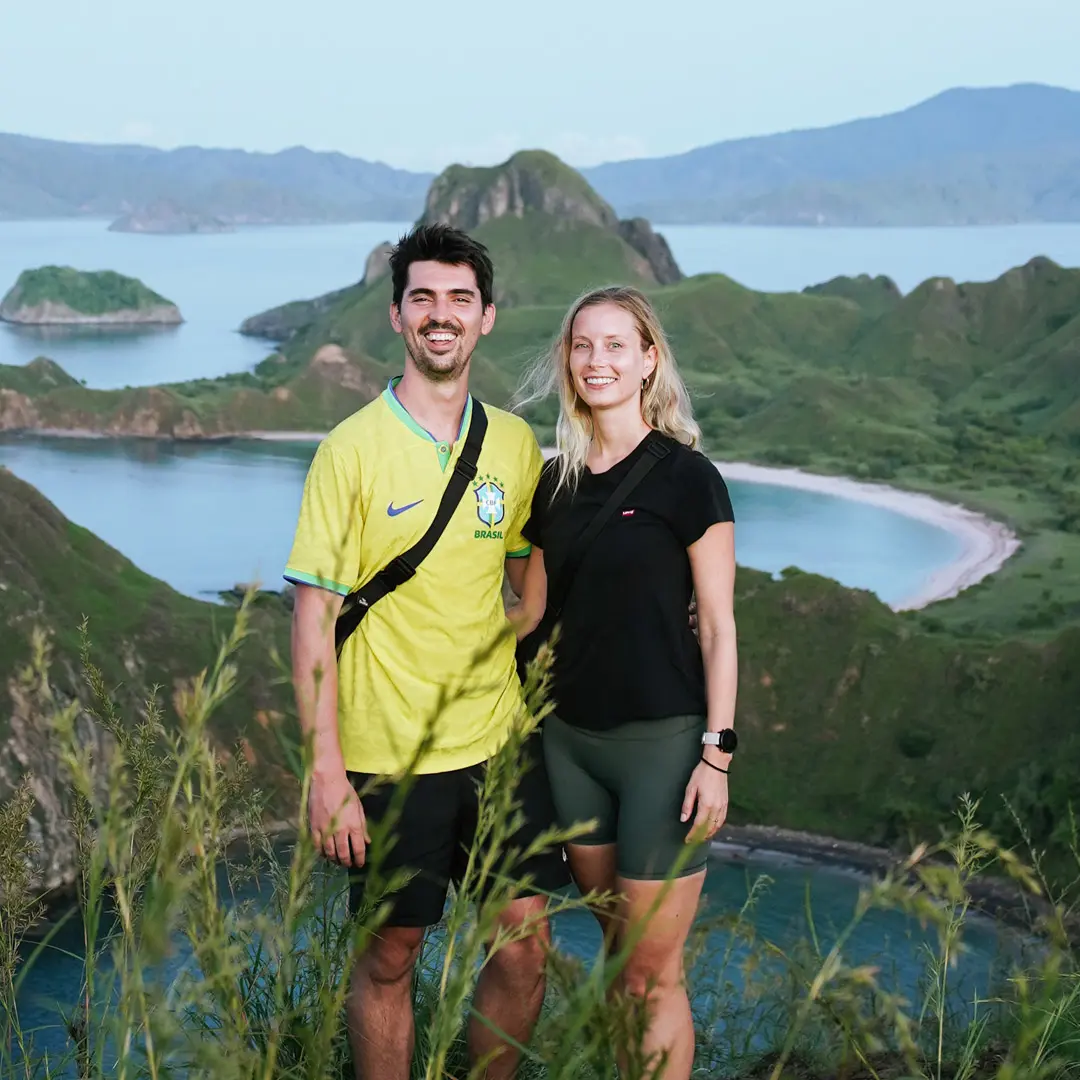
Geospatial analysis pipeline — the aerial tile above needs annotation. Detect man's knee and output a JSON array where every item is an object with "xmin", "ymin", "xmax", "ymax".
[
  {"xmin": 488, "ymin": 897, "xmax": 550, "ymax": 978},
  {"xmin": 355, "ymin": 925, "xmax": 426, "ymax": 988}
]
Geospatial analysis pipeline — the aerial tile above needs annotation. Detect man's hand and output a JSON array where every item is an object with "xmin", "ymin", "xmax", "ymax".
[{"xmin": 309, "ymin": 768, "xmax": 370, "ymax": 868}]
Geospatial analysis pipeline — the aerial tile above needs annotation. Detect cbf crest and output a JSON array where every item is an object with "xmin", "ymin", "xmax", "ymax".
[{"xmin": 473, "ymin": 473, "xmax": 505, "ymax": 539}]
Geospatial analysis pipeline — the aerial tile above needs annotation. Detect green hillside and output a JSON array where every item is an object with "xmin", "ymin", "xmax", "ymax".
[
  {"xmin": 2, "ymin": 152, "xmax": 1080, "ymax": 637},
  {"xmin": 4, "ymin": 464, "xmax": 1079, "ymax": 894},
  {"xmin": 0, "ymin": 466, "xmax": 295, "ymax": 894}
]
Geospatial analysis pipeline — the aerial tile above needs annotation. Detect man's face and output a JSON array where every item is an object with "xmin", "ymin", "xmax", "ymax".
[{"xmin": 389, "ymin": 261, "xmax": 496, "ymax": 382}]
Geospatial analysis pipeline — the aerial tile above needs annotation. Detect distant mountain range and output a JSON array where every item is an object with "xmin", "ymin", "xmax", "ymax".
[
  {"xmin": 584, "ymin": 84, "xmax": 1080, "ymax": 226},
  {"xmin": 2, "ymin": 83, "xmax": 1079, "ymax": 227},
  {"xmin": 0, "ymin": 136, "xmax": 430, "ymax": 223}
]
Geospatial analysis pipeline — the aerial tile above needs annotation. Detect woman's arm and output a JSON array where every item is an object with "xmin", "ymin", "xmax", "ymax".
[
  {"xmin": 506, "ymin": 546, "xmax": 548, "ymax": 641},
  {"xmin": 680, "ymin": 521, "xmax": 738, "ymax": 840},
  {"xmin": 691, "ymin": 521, "xmax": 737, "ymax": 759}
]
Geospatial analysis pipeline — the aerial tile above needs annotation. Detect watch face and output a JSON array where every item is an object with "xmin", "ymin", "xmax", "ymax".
[{"xmin": 719, "ymin": 728, "xmax": 738, "ymax": 754}]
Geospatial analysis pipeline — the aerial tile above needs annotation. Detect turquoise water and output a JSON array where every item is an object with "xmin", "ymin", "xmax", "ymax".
[
  {"xmin": 14, "ymin": 849, "xmax": 1016, "ymax": 1072},
  {"xmin": 0, "ymin": 434, "xmax": 961, "ymax": 607}
]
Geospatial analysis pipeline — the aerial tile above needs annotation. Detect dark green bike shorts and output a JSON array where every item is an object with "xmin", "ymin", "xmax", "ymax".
[{"xmin": 542, "ymin": 712, "xmax": 709, "ymax": 881}]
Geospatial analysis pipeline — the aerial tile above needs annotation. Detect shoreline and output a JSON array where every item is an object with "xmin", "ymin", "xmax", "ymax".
[
  {"xmin": 26, "ymin": 818, "xmax": 1056, "ymax": 940},
  {"xmin": 712, "ymin": 823, "xmax": 1063, "ymax": 938},
  {"xmin": 2, "ymin": 429, "xmax": 1021, "ymax": 611},
  {"xmin": 712, "ymin": 460, "xmax": 1020, "ymax": 611}
]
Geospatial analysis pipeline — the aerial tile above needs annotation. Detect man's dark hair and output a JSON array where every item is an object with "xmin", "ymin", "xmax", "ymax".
[{"xmin": 389, "ymin": 223, "xmax": 495, "ymax": 310}]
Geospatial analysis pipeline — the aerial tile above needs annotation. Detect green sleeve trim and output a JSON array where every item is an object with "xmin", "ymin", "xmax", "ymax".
[
  {"xmin": 284, "ymin": 568, "xmax": 352, "ymax": 596},
  {"xmin": 505, "ymin": 545, "xmax": 532, "ymax": 559}
]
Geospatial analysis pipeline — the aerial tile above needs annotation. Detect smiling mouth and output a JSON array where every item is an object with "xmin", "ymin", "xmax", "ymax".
[{"xmin": 584, "ymin": 376, "xmax": 616, "ymax": 386}]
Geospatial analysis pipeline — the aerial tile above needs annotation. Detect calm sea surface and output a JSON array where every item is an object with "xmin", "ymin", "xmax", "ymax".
[{"xmin": 2, "ymin": 218, "xmax": 1079, "ymax": 390}]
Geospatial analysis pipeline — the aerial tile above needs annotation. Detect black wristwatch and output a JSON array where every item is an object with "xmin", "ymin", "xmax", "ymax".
[{"xmin": 701, "ymin": 728, "xmax": 738, "ymax": 754}]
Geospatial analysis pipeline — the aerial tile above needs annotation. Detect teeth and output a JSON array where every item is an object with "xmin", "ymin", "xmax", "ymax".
[
  {"xmin": 585, "ymin": 377, "xmax": 615, "ymax": 385},
  {"xmin": 426, "ymin": 332, "xmax": 455, "ymax": 342}
]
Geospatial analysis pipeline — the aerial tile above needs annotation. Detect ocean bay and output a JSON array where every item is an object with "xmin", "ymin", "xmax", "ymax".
[
  {"xmin": 3, "ymin": 218, "xmax": 1080, "ymax": 390},
  {"xmin": 0, "ymin": 433, "xmax": 962, "ymax": 608}
]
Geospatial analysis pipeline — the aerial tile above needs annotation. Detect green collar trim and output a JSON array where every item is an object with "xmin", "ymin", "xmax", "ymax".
[{"xmin": 382, "ymin": 376, "xmax": 473, "ymax": 471}]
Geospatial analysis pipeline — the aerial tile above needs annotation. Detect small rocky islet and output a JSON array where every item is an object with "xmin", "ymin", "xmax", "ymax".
[{"xmin": 0, "ymin": 265, "xmax": 183, "ymax": 326}]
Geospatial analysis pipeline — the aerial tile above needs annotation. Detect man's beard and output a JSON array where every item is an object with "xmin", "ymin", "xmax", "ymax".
[{"xmin": 404, "ymin": 321, "xmax": 473, "ymax": 383}]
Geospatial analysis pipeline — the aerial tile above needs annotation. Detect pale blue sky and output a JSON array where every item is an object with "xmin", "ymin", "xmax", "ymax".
[{"xmin": 2, "ymin": 0, "xmax": 1077, "ymax": 171}]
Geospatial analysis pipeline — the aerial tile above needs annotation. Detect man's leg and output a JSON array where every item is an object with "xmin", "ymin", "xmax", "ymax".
[
  {"xmin": 468, "ymin": 893, "xmax": 550, "ymax": 1080},
  {"xmin": 347, "ymin": 925, "xmax": 425, "ymax": 1080},
  {"xmin": 467, "ymin": 730, "xmax": 572, "ymax": 1078},
  {"xmin": 344, "ymin": 768, "xmax": 463, "ymax": 1080}
]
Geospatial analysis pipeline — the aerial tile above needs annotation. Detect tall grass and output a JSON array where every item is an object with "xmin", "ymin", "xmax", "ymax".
[{"xmin": 1, "ymin": 599, "xmax": 1078, "ymax": 1079}]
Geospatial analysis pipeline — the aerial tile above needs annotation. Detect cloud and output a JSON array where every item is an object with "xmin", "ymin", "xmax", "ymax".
[{"xmin": 118, "ymin": 120, "xmax": 157, "ymax": 143}]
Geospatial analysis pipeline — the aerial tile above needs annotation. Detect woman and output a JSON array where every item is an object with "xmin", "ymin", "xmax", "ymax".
[{"xmin": 511, "ymin": 286, "xmax": 738, "ymax": 1079}]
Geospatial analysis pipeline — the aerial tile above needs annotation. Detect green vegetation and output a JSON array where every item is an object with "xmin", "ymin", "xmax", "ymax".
[
  {"xmin": 0, "ymin": 266, "xmax": 178, "ymax": 318},
  {"xmin": 0, "ymin": 466, "xmax": 293, "ymax": 821},
  {"xmin": 2, "ymin": 467, "xmax": 1079, "ymax": 903},
  {"xmin": 2, "ymin": 154, "xmax": 1080, "ymax": 643},
  {"xmin": 2, "ymin": 600, "xmax": 1079, "ymax": 1079}
]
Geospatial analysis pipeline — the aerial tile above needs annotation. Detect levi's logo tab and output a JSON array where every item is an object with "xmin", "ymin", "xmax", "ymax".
[
  {"xmin": 387, "ymin": 499, "xmax": 423, "ymax": 517},
  {"xmin": 621, "ymin": 509, "xmax": 635, "ymax": 517}
]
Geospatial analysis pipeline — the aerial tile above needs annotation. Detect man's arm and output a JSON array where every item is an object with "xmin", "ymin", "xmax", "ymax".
[{"xmin": 291, "ymin": 584, "xmax": 369, "ymax": 867}]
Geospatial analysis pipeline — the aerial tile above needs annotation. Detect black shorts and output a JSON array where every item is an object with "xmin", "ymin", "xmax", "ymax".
[{"xmin": 346, "ymin": 732, "xmax": 569, "ymax": 928}]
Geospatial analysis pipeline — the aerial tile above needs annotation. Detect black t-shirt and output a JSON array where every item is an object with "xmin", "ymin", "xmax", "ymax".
[{"xmin": 522, "ymin": 433, "xmax": 734, "ymax": 731}]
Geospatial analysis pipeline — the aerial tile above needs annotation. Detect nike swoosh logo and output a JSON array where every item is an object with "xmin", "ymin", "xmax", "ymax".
[{"xmin": 387, "ymin": 499, "xmax": 424, "ymax": 517}]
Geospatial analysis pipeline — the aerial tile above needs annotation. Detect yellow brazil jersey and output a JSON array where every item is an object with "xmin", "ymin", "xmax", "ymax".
[{"xmin": 284, "ymin": 377, "xmax": 542, "ymax": 777}]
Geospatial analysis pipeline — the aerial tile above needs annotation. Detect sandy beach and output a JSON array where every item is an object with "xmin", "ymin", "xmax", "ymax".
[
  {"xmin": 154, "ymin": 431, "xmax": 1025, "ymax": 611},
  {"xmin": 713, "ymin": 460, "xmax": 1021, "ymax": 611}
]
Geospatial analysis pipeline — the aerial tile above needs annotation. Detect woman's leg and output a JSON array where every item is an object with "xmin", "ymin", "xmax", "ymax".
[
  {"xmin": 543, "ymin": 717, "xmax": 620, "ymax": 940},
  {"xmin": 614, "ymin": 869, "xmax": 706, "ymax": 1080},
  {"xmin": 565, "ymin": 842, "xmax": 619, "ymax": 945},
  {"xmin": 607, "ymin": 715, "xmax": 710, "ymax": 1079}
]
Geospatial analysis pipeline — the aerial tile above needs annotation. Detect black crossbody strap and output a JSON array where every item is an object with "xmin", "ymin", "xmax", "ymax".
[
  {"xmin": 547, "ymin": 432, "xmax": 671, "ymax": 622},
  {"xmin": 334, "ymin": 400, "xmax": 488, "ymax": 655}
]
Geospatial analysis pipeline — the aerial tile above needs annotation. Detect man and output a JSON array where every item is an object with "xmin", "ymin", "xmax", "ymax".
[{"xmin": 284, "ymin": 223, "xmax": 566, "ymax": 1080}]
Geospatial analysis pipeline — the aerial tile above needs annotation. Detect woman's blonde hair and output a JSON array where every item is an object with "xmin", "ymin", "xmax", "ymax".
[{"xmin": 515, "ymin": 285, "xmax": 701, "ymax": 494}]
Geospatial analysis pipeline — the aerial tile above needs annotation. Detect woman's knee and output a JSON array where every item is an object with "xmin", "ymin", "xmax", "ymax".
[{"xmin": 619, "ymin": 938, "xmax": 686, "ymax": 1001}]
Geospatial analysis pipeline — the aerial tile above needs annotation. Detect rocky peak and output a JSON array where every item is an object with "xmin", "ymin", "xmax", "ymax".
[
  {"xmin": 362, "ymin": 241, "xmax": 393, "ymax": 287},
  {"xmin": 616, "ymin": 218, "xmax": 683, "ymax": 287},
  {"xmin": 420, "ymin": 150, "xmax": 618, "ymax": 233},
  {"xmin": 419, "ymin": 150, "xmax": 682, "ymax": 284}
]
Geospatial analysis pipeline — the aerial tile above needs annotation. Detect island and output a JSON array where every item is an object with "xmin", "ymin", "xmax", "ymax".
[
  {"xmin": 0, "ymin": 150, "xmax": 1077, "ymax": 651},
  {"xmin": 108, "ymin": 199, "xmax": 234, "ymax": 235},
  {"xmin": 2, "ymin": 147, "xmax": 1080, "ymax": 932},
  {"xmin": 0, "ymin": 266, "xmax": 184, "ymax": 325}
]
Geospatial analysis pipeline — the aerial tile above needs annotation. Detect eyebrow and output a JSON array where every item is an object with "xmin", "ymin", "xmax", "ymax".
[{"xmin": 406, "ymin": 286, "xmax": 477, "ymax": 299}]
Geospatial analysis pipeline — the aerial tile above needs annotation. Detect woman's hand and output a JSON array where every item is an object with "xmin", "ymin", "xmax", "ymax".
[
  {"xmin": 505, "ymin": 548, "xmax": 548, "ymax": 641},
  {"xmin": 681, "ymin": 761, "xmax": 729, "ymax": 843}
]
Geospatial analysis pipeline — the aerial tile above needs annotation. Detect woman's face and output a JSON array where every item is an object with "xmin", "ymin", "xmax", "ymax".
[{"xmin": 568, "ymin": 302, "xmax": 657, "ymax": 414}]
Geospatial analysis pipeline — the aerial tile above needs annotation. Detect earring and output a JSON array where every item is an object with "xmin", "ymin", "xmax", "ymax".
[{"xmin": 642, "ymin": 375, "xmax": 651, "ymax": 391}]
